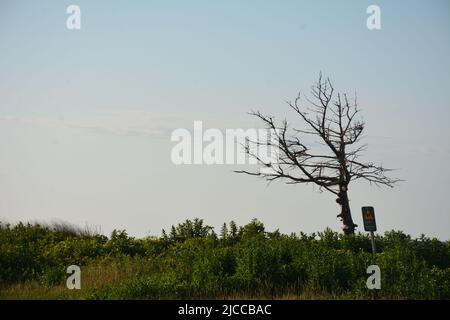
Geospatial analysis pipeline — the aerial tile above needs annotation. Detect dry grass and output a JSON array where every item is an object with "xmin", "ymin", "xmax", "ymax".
[
  {"xmin": 0, "ymin": 266, "xmax": 348, "ymax": 300},
  {"xmin": 0, "ymin": 260, "xmax": 155, "ymax": 300}
]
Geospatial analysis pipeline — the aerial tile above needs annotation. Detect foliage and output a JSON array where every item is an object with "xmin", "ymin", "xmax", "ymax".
[{"xmin": 0, "ymin": 219, "xmax": 448, "ymax": 299}]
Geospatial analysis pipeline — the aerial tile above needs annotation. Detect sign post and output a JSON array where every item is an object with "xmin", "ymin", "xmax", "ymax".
[{"xmin": 362, "ymin": 206, "xmax": 377, "ymax": 254}]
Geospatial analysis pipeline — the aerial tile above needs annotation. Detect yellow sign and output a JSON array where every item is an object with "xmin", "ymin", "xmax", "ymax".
[{"xmin": 361, "ymin": 206, "xmax": 377, "ymax": 232}]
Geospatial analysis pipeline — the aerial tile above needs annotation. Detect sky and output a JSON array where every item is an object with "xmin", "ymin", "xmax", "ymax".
[{"xmin": 0, "ymin": 0, "xmax": 449, "ymax": 239}]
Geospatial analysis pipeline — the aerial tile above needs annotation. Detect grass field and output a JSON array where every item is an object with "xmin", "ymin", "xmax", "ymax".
[{"xmin": 1, "ymin": 219, "xmax": 449, "ymax": 300}]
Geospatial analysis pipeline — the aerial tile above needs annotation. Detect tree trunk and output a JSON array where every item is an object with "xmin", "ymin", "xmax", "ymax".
[{"xmin": 336, "ymin": 185, "xmax": 356, "ymax": 235}]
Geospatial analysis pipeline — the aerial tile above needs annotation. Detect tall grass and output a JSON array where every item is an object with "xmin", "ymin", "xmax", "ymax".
[{"xmin": 0, "ymin": 219, "xmax": 449, "ymax": 300}]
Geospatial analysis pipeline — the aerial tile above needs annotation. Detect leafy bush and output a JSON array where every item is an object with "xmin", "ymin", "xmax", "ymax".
[{"xmin": 1, "ymin": 219, "xmax": 448, "ymax": 299}]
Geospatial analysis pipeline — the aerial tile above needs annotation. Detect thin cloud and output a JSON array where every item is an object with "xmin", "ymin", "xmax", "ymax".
[
  {"xmin": 0, "ymin": 112, "xmax": 193, "ymax": 138},
  {"xmin": 0, "ymin": 111, "xmax": 260, "ymax": 138}
]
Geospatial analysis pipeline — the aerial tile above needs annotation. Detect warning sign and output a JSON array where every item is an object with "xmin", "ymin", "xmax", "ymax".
[{"xmin": 362, "ymin": 206, "xmax": 377, "ymax": 232}]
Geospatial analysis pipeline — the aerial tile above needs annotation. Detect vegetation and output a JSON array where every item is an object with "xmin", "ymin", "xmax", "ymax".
[
  {"xmin": 237, "ymin": 75, "xmax": 401, "ymax": 234},
  {"xmin": 0, "ymin": 219, "xmax": 448, "ymax": 300}
]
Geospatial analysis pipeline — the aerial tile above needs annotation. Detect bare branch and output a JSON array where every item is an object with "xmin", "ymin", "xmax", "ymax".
[{"xmin": 236, "ymin": 74, "xmax": 401, "ymax": 235}]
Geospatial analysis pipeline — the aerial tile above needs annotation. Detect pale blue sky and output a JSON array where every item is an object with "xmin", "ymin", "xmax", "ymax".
[{"xmin": 0, "ymin": 0, "xmax": 449, "ymax": 239}]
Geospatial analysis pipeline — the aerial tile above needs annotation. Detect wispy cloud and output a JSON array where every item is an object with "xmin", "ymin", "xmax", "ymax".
[
  {"xmin": 0, "ymin": 110, "xmax": 260, "ymax": 139},
  {"xmin": 0, "ymin": 111, "xmax": 192, "ymax": 138}
]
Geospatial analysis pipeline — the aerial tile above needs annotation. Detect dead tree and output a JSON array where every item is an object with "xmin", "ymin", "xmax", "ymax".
[{"xmin": 236, "ymin": 75, "xmax": 400, "ymax": 235}]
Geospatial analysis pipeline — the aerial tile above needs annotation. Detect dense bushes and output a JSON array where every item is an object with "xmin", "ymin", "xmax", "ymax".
[{"xmin": 0, "ymin": 219, "xmax": 449, "ymax": 299}]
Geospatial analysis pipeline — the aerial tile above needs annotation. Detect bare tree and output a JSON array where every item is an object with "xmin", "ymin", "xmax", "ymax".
[{"xmin": 236, "ymin": 74, "xmax": 400, "ymax": 235}]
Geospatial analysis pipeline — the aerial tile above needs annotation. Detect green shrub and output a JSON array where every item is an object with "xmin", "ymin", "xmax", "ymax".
[{"xmin": 1, "ymin": 219, "xmax": 448, "ymax": 300}]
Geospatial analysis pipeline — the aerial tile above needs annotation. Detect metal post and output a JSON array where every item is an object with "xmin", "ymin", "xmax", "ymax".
[{"xmin": 370, "ymin": 231, "xmax": 376, "ymax": 255}]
